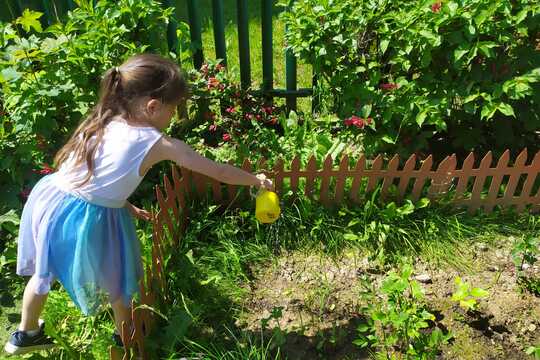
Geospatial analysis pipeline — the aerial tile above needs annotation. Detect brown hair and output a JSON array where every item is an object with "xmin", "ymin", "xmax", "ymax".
[{"xmin": 54, "ymin": 53, "xmax": 188, "ymax": 186}]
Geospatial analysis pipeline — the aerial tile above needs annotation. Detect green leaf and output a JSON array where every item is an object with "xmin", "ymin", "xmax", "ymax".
[
  {"xmin": 0, "ymin": 68, "xmax": 22, "ymax": 83},
  {"xmin": 419, "ymin": 30, "xmax": 440, "ymax": 46},
  {"xmin": 417, "ymin": 198, "xmax": 430, "ymax": 208},
  {"xmin": 454, "ymin": 46, "xmax": 469, "ymax": 63},
  {"xmin": 447, "ymin": 2, "xmax": 458, "ymax": 15},
  {"xmin": 0, "ymin": 210, "xmax": 20, "ymax": 227},
  {"xmin": 410, "ymin": 281, "xmax": 424, "ymax": 299},
  {"xmin": 332, "ymin": 34, "xmax": 344, "ymax": 44},
  {"xmin": 478, "ymin": 42, "xmax": 498, "ymax": 58},
  {"xmin": 380, "ymin": 39, "xmax": 389, "ymax": 54},
  {"xmin": 481, "ymin": 102, "xmax": 497, "ymax": 120},
  {"xmin": 416, "ymin": 110, "xmax": 428, "ymax": 127},
  {"xmin": 381, "ymin": 135, "xmax": 395, "ymax": 144},
  {"xmin": 497, "ymin": 103, "xmax": 515, "ymax": 117},
  {"xmin": 16, "ymin": 9, "xmax": 43, "ymax": 33},
  {"xmin": 460, "ymin": 299, "xmax": 476, "ymax": 310},
  {"xmin": 470, "ymin": 287, "xmax": 489, "ymax": 298},
  {"xmin": 357, "ymin": 324, "xmax": 370, "ymax": 332}
]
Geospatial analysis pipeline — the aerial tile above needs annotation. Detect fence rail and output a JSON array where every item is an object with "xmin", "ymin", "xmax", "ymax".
[
  {"xmin": 4, "ymin": 0, "xmax": 312, "ymax": 111},
  {"xmin": 110, "ymin": 148, "xmax": 540, "ymax": 359}
]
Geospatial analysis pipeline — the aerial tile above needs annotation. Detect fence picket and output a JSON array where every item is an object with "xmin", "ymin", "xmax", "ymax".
[
  {"xmin": 398, "ymin": 154, "xmax": 416, "ymax": 201},
  {"xmin": 334, "ymin": 155, "xmax": 349, "ymax": 203},
  {"xmin": 304, "ymin": 155, "xmax": 317, "ymax": 198},
  {"xmin": 381, "ymin": 154, "xmax": 399, "ymax": 200},
  {"xmin": 261, "ymin": 0, "xmax": 273, "ymax": 96},
  {"xmin": 428, "ymin": 155, "xmax": 456, "ymax": 200},
  {"xmin": 273, "ymin": 159, "xmax": 285, "ymax": 194},
  {"xmin": 468, "ymin": 152, "xmax": 493, "ymax": 214},
  {"xmin": 163, "ymin": 175, "xmax": 179, "ymax": 221},
  {"xmin": 516, "ymin": 151, "xmax": 540, "ymax": 212},
  {"xmin": 237, "ymin": 0, "xmax": 251, "ymax": 89},
  {"xmin": 484, "ymin": 150, "xmax": 510, "ymax": 213},
  {"xmin": 320, "ymin": 155, "xmax": 334, "ymax": 205},
  {"xmin": 289, "ymin": 156, "xmax": 301, "ymax": 193},
  {"xmin": 212, "ymin": 0, "xmax": 227, "ymax": 65},
  {"xmin": 366, "ymin": 155, "xmax": 383, "ymax": 193},
  {"xmin": 454, "ymin": 152, "xmax": 474, "ymax": 201},
  {"xmin": 350, "ymin": 155, "xmax": 365, "ymax": 203},
  {"xmin": 502, "ymin": 149, "xmax": 528, "ymax": 209},
  {"xmin": 186, "ymin": 0, "xmax": 204, "ymax": 69},
  {"xmin": 410, "ymin": 155, "xmax": 433, "ymax": 202}
]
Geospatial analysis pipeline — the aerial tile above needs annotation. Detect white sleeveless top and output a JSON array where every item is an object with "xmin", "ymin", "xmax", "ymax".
[{"xmin": 55, "ymin": 117, "xmax": 163, "ymax": 208}]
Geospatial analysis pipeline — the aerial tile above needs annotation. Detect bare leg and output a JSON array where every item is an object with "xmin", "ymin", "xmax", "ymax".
[
  {"xmin": 19, "ymin": 276, "xmax": 48, "ymax": 331},
  {"xmin": 111, "ymin": 298, "xmax": 132, "ymax": 337}
]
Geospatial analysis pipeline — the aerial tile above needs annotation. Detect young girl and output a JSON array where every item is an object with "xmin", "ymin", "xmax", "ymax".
[{"xmin": 4, "ymin": 53, "xmax": 273, "ymax": 355}]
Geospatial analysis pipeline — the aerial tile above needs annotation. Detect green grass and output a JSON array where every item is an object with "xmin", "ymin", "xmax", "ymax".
[
  {"xmin": 142, "ymin": 190, "xmax": 540, "ymax": 359},
  {"xmin": 173, "ymin": 0, "xmax": 313, "ymax": 114},
  {"xmin": 2, "ymin": 191, "xmax": 540, "ymax": 359}
]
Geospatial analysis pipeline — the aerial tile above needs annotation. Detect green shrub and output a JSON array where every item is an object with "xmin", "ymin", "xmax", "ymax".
[
  {"xmin": 0, "ymin": 0, "xmax": 180, "ymax": 213},
  {"xmin": 281, "ymin": 0, "xmax": 540, "ymax": 159}
]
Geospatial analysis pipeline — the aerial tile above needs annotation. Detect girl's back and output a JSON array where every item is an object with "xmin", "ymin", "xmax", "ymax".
[{"xmin": 56, "ymin": 116, "xmax": 163, "ymax": 207}]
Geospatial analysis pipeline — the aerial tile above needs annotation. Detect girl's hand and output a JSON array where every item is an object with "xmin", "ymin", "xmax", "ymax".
[
  {"xmin": 255, "ymin": 173, "xmax": 274, "ymax": 191},
  {"xmin": 127, "ymin": 202, "xmax": 152, "ymax": 221}
]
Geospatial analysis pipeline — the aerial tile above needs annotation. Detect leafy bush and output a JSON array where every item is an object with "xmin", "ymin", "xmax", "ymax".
[
  {"xmin": 0, "ymin": 0, "xmax": 179, "ymax": 213},
  {"xmin": 281, "ymin": 0, "xmax": 540, "ymax": 159},
  {"xmin": 180, "ymin": 60, "xmax": 358, "ymax": 167}
]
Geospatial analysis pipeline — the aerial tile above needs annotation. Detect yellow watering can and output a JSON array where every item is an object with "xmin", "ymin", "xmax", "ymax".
[{"xmin": 255, "ymin": 189, "xmax": 281, "ymax": 224}]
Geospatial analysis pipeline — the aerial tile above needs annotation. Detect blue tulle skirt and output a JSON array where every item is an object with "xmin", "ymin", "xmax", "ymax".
[{"xmin": 17, "ymin": 173, "xmax": 143, "ymax": 315}]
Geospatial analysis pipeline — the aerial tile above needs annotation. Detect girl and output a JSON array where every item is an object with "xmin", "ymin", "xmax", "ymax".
[{"xmin": 4, "ymin": 53, "xmax": 273, "ymax": 355}]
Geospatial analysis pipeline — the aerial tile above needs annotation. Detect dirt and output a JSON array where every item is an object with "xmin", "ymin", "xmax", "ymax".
[{"xmin": 238, "ymin": 237, "xmax": 540, "ymax": 359}]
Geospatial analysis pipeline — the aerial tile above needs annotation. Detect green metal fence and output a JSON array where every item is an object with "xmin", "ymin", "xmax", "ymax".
[{"xmin": 3, "ymin": 0, "xmax": 315, "ymax": 112}]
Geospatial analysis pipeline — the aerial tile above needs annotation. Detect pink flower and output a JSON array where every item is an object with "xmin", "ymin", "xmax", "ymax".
[
  {"xmin": 245, "ymin": 113, "xmax": 254, "ymax": 120},
  {"xmin": 263, "ymin": 106, "xmax": 273, "ymax": 115},
  {"xmin": 431, "ymin": 2, "xmax": 441, "ymax": 12},
  {"xmin": 216, "ymin": 63, "xmax": 225, "ymax": 72},
  {"xmin": 34, "ymin": 164, "xmax": 54, "ymax": 175},
  {"xmin": 379, "ymin": 83, "xmax": 399, "ymax": 91},
  {"xmin": 222, "ymin": 133, "xmax": 231, "ymax": 142},
  {"xmin": 344, "ymin": 115, "xmax": 366, "ymax": 129},
  {"xmin": 226, "ymin": 107, "xmax": 236, "ymax": 114},
  {"xmin": 207, "ymin": 77, "xmax": 220, "ymax": 89},
  {"xmin": 201, "ymin": 64, "xmax": 209, "ymax": 76},
  {"xmin": 234, "ymin": 91, "xmax": 241, "ymax": 98},
  {"xmin": 256, "ymin": 114, "xmax": 262, "ymax": 121},
  {"xmin": 209, "ymin": 124, "xmax": 217, "ymax": 132}
]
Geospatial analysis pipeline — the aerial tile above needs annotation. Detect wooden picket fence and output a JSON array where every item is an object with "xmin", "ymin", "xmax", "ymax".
[{"xmin": 109, "ymin": 148, "xmax": 540, "ymax": 359}]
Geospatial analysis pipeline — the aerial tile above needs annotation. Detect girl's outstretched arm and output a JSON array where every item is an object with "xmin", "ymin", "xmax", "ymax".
[{"xmin": 142, "ymin": 135, "xmax": 273, "ymax": 189}]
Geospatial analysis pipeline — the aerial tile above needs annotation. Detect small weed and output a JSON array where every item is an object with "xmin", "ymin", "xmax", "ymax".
[
  {"xmin": 451, "ymin": 277, "xmax": 489, "ymax": 312},
  {"xmin": 512, "ymin": 235, "xmax": 540, "ymax": 296},
  {"xmin": 355, "ymin": 264, "xmax": 451, "ymax": 359}
]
